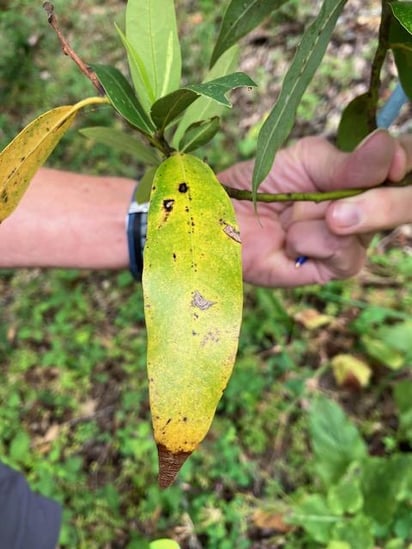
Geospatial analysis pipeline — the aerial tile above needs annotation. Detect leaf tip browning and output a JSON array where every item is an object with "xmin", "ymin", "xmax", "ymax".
[{"xmin": 157, "ymin": 444, "xmax": 191, "ymax": 489}]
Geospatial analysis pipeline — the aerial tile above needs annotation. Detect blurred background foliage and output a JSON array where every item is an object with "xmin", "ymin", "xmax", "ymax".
[{"xmin": 1, "ymin": 1, "xmax": 412, "ymax": 547}]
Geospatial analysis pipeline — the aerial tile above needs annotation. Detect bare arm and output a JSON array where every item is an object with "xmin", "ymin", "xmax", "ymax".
[{"xmin": 0, "ymin": 168, "xmax": 135, "ymax": 269}]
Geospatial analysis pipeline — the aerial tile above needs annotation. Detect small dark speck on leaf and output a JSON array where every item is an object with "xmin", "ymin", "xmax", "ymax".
[{"xmin": 178, "ymin": 182, "xmax": 188, "ymax": 193}]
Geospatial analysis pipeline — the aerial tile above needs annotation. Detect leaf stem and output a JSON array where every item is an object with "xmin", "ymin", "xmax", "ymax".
[
  {"xmin": 43, "ymin": 2, "xmax": 105, "ymax": 96},
  {"xmin": 222, "ymin": 171, "xmax": 412, "ymax": 203},
  {"xmin": 366, "ymin": 0, "xmax": 392, "ymax": 130}
]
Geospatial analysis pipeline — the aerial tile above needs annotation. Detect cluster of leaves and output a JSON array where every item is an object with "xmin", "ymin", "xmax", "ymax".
[{"xmin": 289, "ymin": 397, "xmax": 412, "ymax": 548}]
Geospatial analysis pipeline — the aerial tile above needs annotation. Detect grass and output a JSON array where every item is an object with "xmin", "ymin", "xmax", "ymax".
[{"xmin": 1, "ymin": 1, "xmax": 412, "ymax": 548}]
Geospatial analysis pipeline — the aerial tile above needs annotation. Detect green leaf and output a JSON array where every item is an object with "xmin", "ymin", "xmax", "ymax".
[
  {"xmin": 135, "ymin": 167, "xmax": 157, "ymax": 204},
  {"xmin": 327, "ymin": 468, "xmax": 364, "ymax": 515},
  {"xmin": 252, "ymin": 0, "xmax": 347, "ymax": 195},
  {"xmin": 210, "ymin": 0, "xmax": 288, "ymax": 67},
  {"xmin": 143, "ymin": 153, "xmax": 243, "ymax": 487},
  {"xmin": 115, "ymin": 23, "xmax": 154, "ymax": 112},
  {"xmin": 125, "ymin": 0, "xmax": 181, "ymax": 101},
  {"xmin": 90, "ymin": 64, "xmax": 155, "ymax": 135},
  {"xmin": 150, "ymin": 89, "xmax": 197, "ymax": 131},
  {"xmin": 331, "ymin": 515, "xmax": 375, "ymax": 549},
  {"xmin": 0, "ymin": 96, "xmax": 108, "ymax": 222},
  {"xmin": 173, "ymin": 45, "xmax": 240, "ymax": 146},
  {"xmin": 9, "ymin": 430, "xmax": 31, "ymax": 463},
  {"xmin": 361, "ymin": 455, "xmax": 410, "ymax": 525},
  {"xmin": 149, "ymin": 540, "xmax": 180, "ymax": 549},
  {"xmin": 361, "ymin": 335, "xmax": 404, "ymax": 370},
  {"xmin": 187, "ymin": 72, "xmax": 256, "ymax": 107},
  {"xmin": 179, "ymin": 117, "xmax": 220, "ymax": 153},
  {"xmin": 394, "ymin": 380, "xmax": 412, "ymax": 443},
  {"xmin": 289, "ymin": 494, "xmax": 338, "ymax": 544},
  {"xmin": 151, "ymin": 72, "xmax": 256, "ymax": 131},
  {"xmin": 389, "ymin": 12, "xmax": 412, "ymax": 99},
  {"xmin": 337, "ymin": 94, "xmax": 372, "ymax": 151},
  {"xmin": 391, "ymin": 2, "xmax": 412, "ymax": 35},
  {"xmin": 79, "ymin": 126, "xmax": 160, "ymax": 166},
  {"xmin": 309, "ymin": 397, "xmax": 367, "ymax": 485}
]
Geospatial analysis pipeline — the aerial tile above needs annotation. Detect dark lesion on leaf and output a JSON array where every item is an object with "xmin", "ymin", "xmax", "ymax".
[
  {"xmin": 220, "ymin": 219, "xmax": 241, "ymax": 244},
  {"xmin": 163, "ymin": 198, "xmax": 175, "ymax": 212},
  {"xmin": 178, "ymin": 182, "xmax": 189, "ymax": 193}
]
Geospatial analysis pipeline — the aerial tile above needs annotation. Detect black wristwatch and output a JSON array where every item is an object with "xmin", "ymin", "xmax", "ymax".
[{"xmin": 126, "ymin": 192, "xmax": 149, "ymax": 281}]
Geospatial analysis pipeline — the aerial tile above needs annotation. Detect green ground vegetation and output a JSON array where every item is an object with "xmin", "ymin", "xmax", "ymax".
[{"xmin": 1, "ymin": 1, "xmax": 411, "ymax": 547}]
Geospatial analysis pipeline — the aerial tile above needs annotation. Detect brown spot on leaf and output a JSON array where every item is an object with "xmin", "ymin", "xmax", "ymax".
[
  {"xmin": 157, "ymin": 444, "xmax": 191, "ymax": 489},
  {"xmin": 221, "ymin": 220, "xmax": 241, "ymax": 243},
  {"xmin": 191, "ymin": 290, "xmax": 216, "ymax": 311},
  {"xmin": 178, "ymin": 182, "xmax": 188, "ymax": 193}
]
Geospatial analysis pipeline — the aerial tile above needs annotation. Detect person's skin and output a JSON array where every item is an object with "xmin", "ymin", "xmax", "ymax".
[{"xmin": 0, "ymin": 129, "xmax": 411, "ymax": 287}]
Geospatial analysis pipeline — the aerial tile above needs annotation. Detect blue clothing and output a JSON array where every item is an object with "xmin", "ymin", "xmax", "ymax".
[{"xmin": 0, "ymin": 464, "xmax": 61, "ymax": 549}]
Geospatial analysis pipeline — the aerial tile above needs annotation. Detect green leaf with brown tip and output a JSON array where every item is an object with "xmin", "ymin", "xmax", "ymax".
[{"xmin": 142, "ymin": 153, "xmax": 243, "ymax": 487}]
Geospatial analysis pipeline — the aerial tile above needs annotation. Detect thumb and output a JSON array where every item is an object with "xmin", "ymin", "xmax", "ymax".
[{"xmin": 327, "ymin": 185, "xmax": 412, "ymax": 235}]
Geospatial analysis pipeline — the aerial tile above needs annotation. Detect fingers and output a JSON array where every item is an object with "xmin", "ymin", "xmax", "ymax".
[
  {"xmin": 286, "ymin": 219, "xmax": 367, "ymax": 279},
  {"xmin": 298, "ymin": 129, "xmax": 402, "ymax": 192},
  {"xmin": 327, "ymin": 185, "xmax": 412, "ymax": 235}
]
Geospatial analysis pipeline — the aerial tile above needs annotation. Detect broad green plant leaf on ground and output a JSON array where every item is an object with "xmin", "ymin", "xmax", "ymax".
[
  {"xmin": 90, "ymin": 64, "xmax": 155, "ymax": 135},
  {"xmin": 0, "ymin": 96, "xmax": 108, "ymax": 222},
  {"xmin": 150, "ymin": 72, "xmax": 256, "ymax": 131},
  {"xmin": 173, "ymin": 46, "xmax": 240, "ymax": 146},
  {"xmin": 210, "ymin": 0, "xmax": 288, "ymax": 68},
  {"xmin": 309, "ymin": 397, "xmax": 367, "ymax": 485},
  {"xmin": 125, "ymin": 0, "xmax": 181, "ymax": 102},
  {"xmin": 80, "ymin": 126, "xmax": 160, "ymax": 166},
  {"xmin": 143, "ymin": 153, "xmax": 243, "ymax": 488},
  {"xmin": 252, "ymin": 0, "xmax": 347, "ymax": 195}
]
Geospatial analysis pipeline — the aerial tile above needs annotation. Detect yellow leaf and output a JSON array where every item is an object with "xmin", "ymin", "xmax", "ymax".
[
  {"xmin": 0, "ymin": 96, "xmax": 109, "ymax": 222},
  {"xmin": 143, "ymin": 153, "xmax": 243, "ymax": 488},
  {"xmin": 331, "ymin": 354, "xmax": 372, "ymax": 389}
]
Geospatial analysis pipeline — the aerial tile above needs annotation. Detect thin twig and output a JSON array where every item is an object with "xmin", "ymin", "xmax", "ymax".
[
  {"xmin": 222, "ymin": 170, "xmax": 412, "ymax": 203},
  {"xmin": 42, "ymin": 2, "xmax": 105, "ymax": 95}
]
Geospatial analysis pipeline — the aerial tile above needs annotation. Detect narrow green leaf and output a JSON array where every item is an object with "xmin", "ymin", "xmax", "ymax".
[
  {"xmin": 90, "ymin": 64, "xmax": 155, "ymax": 135},
  {"xmin": 391, "ymin": 1, "xmax": 412, "ymax": 35},
  {"xmin": 173, "ymin": 45, "xmax": 240, "ymax": 146},
  {"xmin": 389, "ymin": 14, "xmax": 412, "ymax": 99},
  {"xmin": 252, "ymin": 0, "xmax": 347, "ymax": 195},
  {"xmin": 79, "ymin": 126, "xmax": 160, "ymax": 165},
  {"xmin": 337, "ymin": 93, "xmax": 371, "ymax": 151},
  {"xmin": 151, "ymin": 72, "xmax": 256, "ymax": 131},
  {"xmin": 210, "ymin": 0, "xmax": 288, "ymax": 68},
  {"xmin": 179, "ymin": 117, "xmax": 220, "ymax": 153},
  {"xmin": 125, "ymin": 0, "xmax": 181, "ymax": 100},
  {"xmin": 115, "ymin": 23, "xmax": 154, "ymax": 111},
  {"xmin": 309, "ymin": 397, "xmax": 367, "ymax": 485}
]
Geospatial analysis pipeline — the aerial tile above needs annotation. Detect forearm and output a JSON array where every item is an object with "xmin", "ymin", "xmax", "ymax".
[{"xmin": 0, "ymin": 168, "xmax": 135, "ymax": 269}]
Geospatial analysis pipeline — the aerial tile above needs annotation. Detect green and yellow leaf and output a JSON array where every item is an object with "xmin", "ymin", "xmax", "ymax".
[{"xmin": 143, "ymin": 153, "xmax": 243, "ymax": 488}]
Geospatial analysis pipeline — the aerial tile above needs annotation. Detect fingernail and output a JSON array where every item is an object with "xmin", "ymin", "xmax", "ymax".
[{"xmin": 332, "ymin": 202, "xmax": 362, "ymax": 229}]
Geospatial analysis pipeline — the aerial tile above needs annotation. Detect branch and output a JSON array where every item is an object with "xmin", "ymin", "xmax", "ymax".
[
  {"xmin": 42, "ymin": 2, "xmax": 104, "ymax": 96},
  {"xmin": 222, "ymin": 170, "xmax": 412, "ymax": 203}
]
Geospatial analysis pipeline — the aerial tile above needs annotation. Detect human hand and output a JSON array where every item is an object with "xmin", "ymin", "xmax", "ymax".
[{"xmin": 218, "ymin": 130, "xmax": 412, "ymax": 287}]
